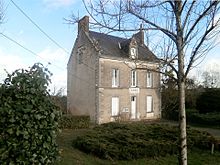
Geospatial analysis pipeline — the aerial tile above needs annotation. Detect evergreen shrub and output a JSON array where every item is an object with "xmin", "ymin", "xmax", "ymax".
[
  {"xmin": 59, "ymin": 115, "xmax": 90, "ymax": 129},
  {"xmin": 196, "ymin": 88, "xmax": 220, "ymax": 113},
  {"xmin": 0, "ymin": 64, "xmax": 61, "ymax": 164},
  {"xmin": 72, "ymin": 122, "xmax": 214, "ymax": 160}
]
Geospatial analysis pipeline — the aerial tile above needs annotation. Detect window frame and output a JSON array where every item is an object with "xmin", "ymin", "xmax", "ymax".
[
  {"xmin": 131, "ymin": 70, "xmax": 137, "ymax": 87},
  {"xmin": 112, "ymin": 68, "xmax": 119, "ymax": 87},
  {"xmin": 130, "ymin": 47, "xmax": 137, "ymax": 59},
  {"xmin": 146, "ymin": 71, "xmax": 153, "ymax": 88}
]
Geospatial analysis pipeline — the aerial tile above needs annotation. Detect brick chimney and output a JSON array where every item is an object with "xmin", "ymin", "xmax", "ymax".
[{"xmin": 78, "ymin": 16, "xmax": 89, "ymax": 34}]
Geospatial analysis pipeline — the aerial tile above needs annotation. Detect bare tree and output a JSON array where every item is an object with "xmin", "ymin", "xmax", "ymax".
[
  {"xmin": 0, "ymin": 0, "xmax": 4, "ymax": 24},
  {"xmin": 202, "ymin": 70, "xmax": 220, "ymax": 88},
  {"xmin": 69, "ymin": 1, "xmax": 220, "ymax": 164}
]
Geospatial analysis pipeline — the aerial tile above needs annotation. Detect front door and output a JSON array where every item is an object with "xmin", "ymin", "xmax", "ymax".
[{"xmin": 131, "ymin": 96, "xmax": 136, "ymax": 119}]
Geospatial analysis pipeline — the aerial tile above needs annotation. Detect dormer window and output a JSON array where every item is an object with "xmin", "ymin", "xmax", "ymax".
[{"xmin": 130, "ymin": 47, "xmax": 137, "ymax": 59}]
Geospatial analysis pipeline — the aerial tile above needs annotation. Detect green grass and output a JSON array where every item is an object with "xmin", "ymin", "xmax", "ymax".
[{"xmin": 56, "ymin": 128, "xmax": 220, "ymax": 165}]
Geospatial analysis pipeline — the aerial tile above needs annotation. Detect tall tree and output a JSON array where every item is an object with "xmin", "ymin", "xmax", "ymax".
[
  {"xmin": 70, "ymin": 1, "xmax": 220, "ymax": 164},
  {"xmin": 0, "ymin": 0, "xmax": 4, "ymax": 24}
]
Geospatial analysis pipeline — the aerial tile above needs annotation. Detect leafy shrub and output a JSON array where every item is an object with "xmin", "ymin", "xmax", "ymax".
[
  {"xmin": 0, "ymin": 64, "xmax": 61, "ymax": 164},
  {"xmin": 196, "ymin": 88, "xmax": 220, "ymax": 113},
  {"xmin": 187, "ymin": 111, "xmax": 220, "ymax": 127},
  {"xmin": 59, "ymin": 115, "xmax": 90, "ymax": 129},
  {"xmin": 163, "ymin": 108, "xmax": 220, "ymax": 127},
  {"xmin": 162, "ymin": 109, "xmax": 179, "ymax": 121},
  {"xmin": 72, "ymin": 122, "xmax": 214, "ymax": 160},
  {"xmin": 52, "ymin": 95, "xmax": 67, "ymax": 114}
]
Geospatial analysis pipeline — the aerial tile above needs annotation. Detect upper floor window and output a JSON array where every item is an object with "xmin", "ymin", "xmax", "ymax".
[
  {"xmin": 147, "ymin": 71, "xmax": 153, "ymax": 87},
  {"xmin": 131, "ymin": 70, "xmax": 137, "ymax": 87},
  {"xmin": 112, "ymin": 69, "xmax": 119, "ymax": 87},
  {"xmin": 130, "ymin": 47, "xmax": 137, "ymax": 59}
]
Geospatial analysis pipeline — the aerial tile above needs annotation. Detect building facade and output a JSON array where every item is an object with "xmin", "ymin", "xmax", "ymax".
[{"xmin": 67, "ymin": 16, "xmax": 161, "ymax": 124}]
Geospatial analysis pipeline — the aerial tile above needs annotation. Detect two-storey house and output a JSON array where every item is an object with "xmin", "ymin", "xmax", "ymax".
[{"xmin": 67, "ymin": 16, "xmax": 161, "ymax": 124}]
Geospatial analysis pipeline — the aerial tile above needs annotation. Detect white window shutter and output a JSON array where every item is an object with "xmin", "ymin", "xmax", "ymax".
[
  {"xmin": 147, "ymin": 96, "xmax": 153, "ymax": 112},
  {"xmin": 112, "ymin": 97, "xmax": 119, "ymax": 116}
]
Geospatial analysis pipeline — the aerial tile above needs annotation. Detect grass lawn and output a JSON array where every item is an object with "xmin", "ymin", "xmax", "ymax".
[{"xmin": 56, "ymin": 127, "xmax": 220, "ymax": 165}]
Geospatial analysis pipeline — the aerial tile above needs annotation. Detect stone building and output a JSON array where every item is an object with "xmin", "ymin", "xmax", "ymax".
[{"xmin": 67, "ymin": 16, "xmax": 161, "ymax": 124}]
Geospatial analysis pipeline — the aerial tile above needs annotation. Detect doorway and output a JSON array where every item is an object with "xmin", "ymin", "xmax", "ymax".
[{"xmin": 131, "ymin": 96, "xmax": 136, "ymax": 119}]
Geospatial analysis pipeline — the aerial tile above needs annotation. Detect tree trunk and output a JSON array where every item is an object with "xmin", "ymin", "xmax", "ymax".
[
  {"xmin": 178, "ymin": 80, "xmax": 187, "ymax": 165},
  {"xmin": 175, "ymin": 1, "xmax": 187, "ymax": 164}
]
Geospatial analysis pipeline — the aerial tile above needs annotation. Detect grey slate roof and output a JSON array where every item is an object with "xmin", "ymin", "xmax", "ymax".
[{"xmin": 89, "ymin": 31, "xmax": 159, "ymax": 62}]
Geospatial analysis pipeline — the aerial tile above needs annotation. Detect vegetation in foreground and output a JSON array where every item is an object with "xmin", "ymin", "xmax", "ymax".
[
  {"xmin": 0, "ymin": 64, "xmax": 61, "ymax": 164},
  {"xmin": 57, "ymin": 127, "xmax": 220, "ymax": 165},
  {"xmin": 72, "ymin": 122, "xmax": 215, "ymax": 160}
]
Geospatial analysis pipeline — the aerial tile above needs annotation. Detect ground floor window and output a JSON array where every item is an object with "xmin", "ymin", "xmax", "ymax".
[
  {"xmin": 112, "ymin": 97, "xmax": 119, "ymax": 116},
  {"xmin": 146, "ymin": 96, "xmax": 153, "ymax": 113}
]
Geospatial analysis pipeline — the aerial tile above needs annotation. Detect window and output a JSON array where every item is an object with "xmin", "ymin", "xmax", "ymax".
[
  {"xmin": 131, "ymin": 70, "xmax": 137, "ymax": 87},
  {"xmin": 112, "ymin": 69, "xmax": 119, "ymax": 87},
  {"xmin": 147, "ymin": 71, "xmax": 153, "ymax": 87},
  {"xmin": 130, "ymin": 47, "xmax": 137, "ymax": 59},
  {"xmin": 112, "ymin": 97, "xmax": 119, "ymax": 116},
  {"xmin": 146, "ymin": 96, "xmax": 153, "ymax": 113}
]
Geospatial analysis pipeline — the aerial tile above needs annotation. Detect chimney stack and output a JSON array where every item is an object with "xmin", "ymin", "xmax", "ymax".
[
  {"xmin": 139, "ymin": 24, "xmax": 144, "ymax": 45},
  {"xmin": 78, "ymin": 16, "xmax": 89, "ymax": 34}
]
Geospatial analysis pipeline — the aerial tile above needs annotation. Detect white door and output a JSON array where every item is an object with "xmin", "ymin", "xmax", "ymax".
[
  {"xmin": 131, "ymin": 96, "xmax": 136, "ymax": 119},
  {"xmin": 147, "ymin": 96, "xmax": 153, "ymax": 113},
  {"xmin": 112, "ymin": 97, "xmax": 119, "ymax": 116}
]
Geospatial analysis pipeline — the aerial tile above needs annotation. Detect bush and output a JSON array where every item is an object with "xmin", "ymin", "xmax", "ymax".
[
  {"xmin": 52, "ymin": 95, "xmax": 67, "ymax": 114},
  {"xmin": 59, "ymin": 115, "xmax": 90, "ymax": 129},
  {"xmin": 187, "ymin": 111, "xmax": 220, "ymax": 127},
  {"xmin": 0, "ymin": 64, "xmax": 61, "ymax": 164},
  {"xmin": 196, "ymin": 88, "xmax": 220, "ymax": 113},
  {"xmin": 162, "ymin": 109, "xmax": 179, "ymax": 121},
  {"xmin": 72, "ymin": 122, "xmax": 214, "ymax": 160},
  {"xmin": 163, "ymin": 108, "xmax": 220, "ymax": 127}
]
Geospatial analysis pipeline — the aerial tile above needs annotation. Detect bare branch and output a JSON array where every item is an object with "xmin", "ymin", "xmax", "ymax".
[
  {"xmin": 0, "ymin": 0, "xmax": 5, "ymax": 24},
  {"xmin": 182, "ymin": 1, "xmax": 196, "ymax": 30},
  {"xmin": 184, "ymin": 1, "xmax": 219, "ymax": 43},
  {"xmin": 185, "ymin": 24, "xmax": 219, "ymax": 77},
  {"xmin": 127, "ymin": 3, "xmax": 177, "ymax": 42}
]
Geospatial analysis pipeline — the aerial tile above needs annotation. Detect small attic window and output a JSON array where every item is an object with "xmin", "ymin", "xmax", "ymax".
[{"xmin": 130, "ymin": 47, "xmax": 137, "ymax": 59}]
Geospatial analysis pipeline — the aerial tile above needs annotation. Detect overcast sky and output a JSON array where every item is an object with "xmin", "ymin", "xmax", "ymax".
[{"xmin": 0, "ymin": 0, "xmax": 220, "ymax": 95}]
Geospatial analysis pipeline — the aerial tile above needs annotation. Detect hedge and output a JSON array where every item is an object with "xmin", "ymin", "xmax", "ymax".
[
  {"xmin": 187, "ymin": 111, "xmax": 220, "ymax": 127},
  {"xmin": 196, "ymin": 88, "xmax": 220, "ymax": 113},
  {"xmin": 72, "ymin": 122, "xmax": 214, "ymax": 160},
  {"xmin": 163, "ymin": 109, "xmax": 220, "ymax": 127},
  {"xmin": 59, "ymin": 115, "xmax": 90, "ymax": 129}
]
